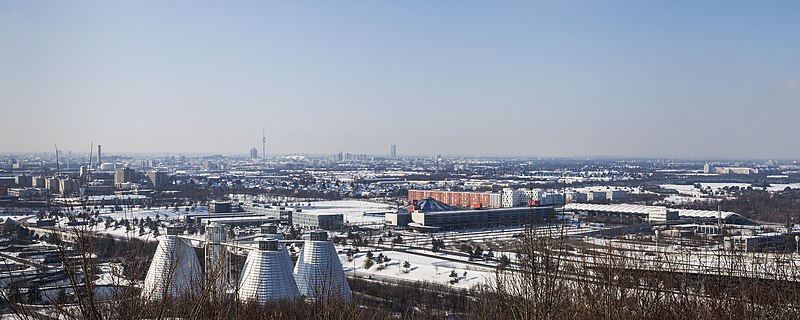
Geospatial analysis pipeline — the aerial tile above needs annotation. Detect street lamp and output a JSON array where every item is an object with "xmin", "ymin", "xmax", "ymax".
[
  {"xmin": 654, "ymin": 229, "xmax": 660, "ymax": 249},
  {"xmin": 795, "ymin": 235, "xmax": 799, "ymax": 255}
]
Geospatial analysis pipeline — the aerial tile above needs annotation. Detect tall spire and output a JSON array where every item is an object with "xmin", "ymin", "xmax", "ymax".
[{"xmin": 262, "ymin": 128, "xmax": 266, "ymax": 159}]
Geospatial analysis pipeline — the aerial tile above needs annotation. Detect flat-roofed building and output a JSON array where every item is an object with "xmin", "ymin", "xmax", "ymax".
[
  {"xmin": 567, "ymin": 192, "xmax": 588, "ymax": 203},
  {"xmin": 293, "ymin": 210, "xmax": 343, "ymax": 230},
  {"xmin": 564, "ymin": 203, "xmax": 745, "ymax": 223},
  {"xmin": 209, "ymin": 201, "xmax": 233, "ymax": 213},
  {"xmin": 147, "ymin": 171, "xmax": 169, "ymax": 190},
  {"xmin": 647, "ymin": 208, "xmax": 679, "ymax": 222},
  {"xmin": 607, "ymin": 190, "xmax": 628, "ymax": 201},
  {"xmin": 242, "ymin": 204, "xmax": 293, "ymax": 224},
  {"xmin": 501, "ymin": 188, "xmax": 528, "ymax": 208},
  {"xmin": 115, "ymin": 167, "xmax": 135, "ymax": 185},
  {"xmin": 32, "ymin": 176, "xmax": 46, "ymax": 188},
  {"xmin": 586, "ymin": 191, "xmax": 607, "ymax": 202},
  {"xmin": 725, "ymin": 232, "xmax": 799, "ymax": 252},
  {"xmin": 14, "ymin": 175, "xmax": 31, "ymax": 188},
  {"xmin": 385, "ymin": 210, "xmax": 411, "ymax": 227},
  {"xmin": 410, "ymin": 205, "xmax": 555, "ymax": 231},
  {"xmin": 59, "ymin": 178, "xmax": 79, "ymax": 196}
]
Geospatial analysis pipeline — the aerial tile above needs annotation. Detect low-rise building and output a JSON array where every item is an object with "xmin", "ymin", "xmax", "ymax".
[
  {"xmin": 725, "ymin": 232, "xmax": 799, "ymax": 252},
  {"xmin": 293, "ymin": 210, "xmax": 343, "ymax": 230},
  {"xmin": 408, "ymin": 198, "xmax": 556, "ymax": 231},
  {"xmin": 209, "ymin": 201, "xmax": 233, "ymax": 214},
  {"xmin": 539, "ymin": 192, "xmax": 565, "ymax": 205},
  {"xmin": 715, "ymin": 167, "xmax": 757, "ymax": 175},
  {"xmin": 586, "ymin": 191, "xmax": 607, "ymax": 203},
  {"xmin": 567, "ymin": 192, "xmax": 588, "ymax": 203},
  {"xmin": 606, "ymin": 190, "xmax": 628, "ymax": 201},
  {"xmin": 647, "ymin": 208, "xmax": 679, "ymax": 222},
  {"xmin": 242, "ymin": 204, "xmax": 293, "ymax": 224},
  {"xmin": 8, "ymin": 188, "xmax": 48, "ymax": 199},
  {"xmin": 385, "ymin": 210, "xmax": 411, "ymax": 227}
]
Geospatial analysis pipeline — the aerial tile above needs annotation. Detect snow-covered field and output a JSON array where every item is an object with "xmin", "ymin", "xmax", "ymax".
[
  {"xmin": 338, "ymin": 249, "xmax": 496, "ymax": 289},
  {"xmin": 12, "ymin": 200, "xmax": 394, "ymax": 242}
]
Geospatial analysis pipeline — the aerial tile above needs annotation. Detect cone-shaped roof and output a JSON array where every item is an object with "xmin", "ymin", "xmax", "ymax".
[
  {"xmin": 414, "ymin": 198, "xmax": 453, "ymax": 212},
  {"xmin": 238, "ymin": 240, "xmax": 300, "ymax": 302},
  {"xmin": 293, "ymin": 233, "xmax": 352, "ymax": 300},
  {"xmin": 141, "ymin": 235, "xmax": 202, "ymax": 300}
]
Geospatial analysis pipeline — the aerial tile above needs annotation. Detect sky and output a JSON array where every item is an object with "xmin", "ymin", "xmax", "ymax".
[{"xmin": 1, "ymin": 1, "xmax": 799, "ymax": 159}]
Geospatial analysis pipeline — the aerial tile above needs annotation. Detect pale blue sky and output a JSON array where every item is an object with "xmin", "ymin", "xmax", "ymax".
[{"xmin": 1, "ymin": 1, "xmax": 799, "ymax": 158}]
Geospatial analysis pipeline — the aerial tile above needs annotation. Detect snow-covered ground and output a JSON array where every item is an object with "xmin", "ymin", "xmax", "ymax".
[
  {"xmin": 13, "ymin": 200, "xmax": 394, "ymax": 242},
  {"xmin": 579, "ymin": 236, "xmax": 800, "ymax": 280},
  {"xmin": 339, "ymin": 248, "xmax": 496, "ymax": 289},
  {"xmin": 97, "ymin": 206, "xmax": 199, "ymax": 222}
]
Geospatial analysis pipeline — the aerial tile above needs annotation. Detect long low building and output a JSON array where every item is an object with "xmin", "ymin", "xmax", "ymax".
[
  {"xmin": 725, "ymin": 232, "xmax": 799, "ymax": 252},
  {"xmin": 242, "ymin": 204, "xmax": 293, "ymax": 224},
  {"xmin": 292, "ymin": 210, "xmax": 344, "ymax": 230},
  {"xmin": 563, "ymin": 203, "xmax": 745, "ymax": 223},
  {"xmin": 195, "ymin": 215, "xmax": 282, "ymax": 227},
  {"xmin": 238, "ymin": 204, "xmax": 346, "ymax": 230},
  {"xmin": 407, "ymin": 203, "xmax": 556, "ymax": 231}
]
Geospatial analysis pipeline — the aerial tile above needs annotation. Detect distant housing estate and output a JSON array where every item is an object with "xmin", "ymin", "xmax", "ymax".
[{"xmin": 408, "ymin": 188, "xmax": 628, "ymax": 209}]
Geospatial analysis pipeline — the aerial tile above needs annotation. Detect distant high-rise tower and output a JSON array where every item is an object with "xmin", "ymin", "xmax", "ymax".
[
  {"xmin": 97, "ymin": 144, "xmax": 102, "ymax": 168},
  {"xmin": 390, "ymin": 145, "xmax": 397, "ymax": 158},
  {"xmin": 250, "ymin": 148, "xmax": 258, "ymax": 159},
  {"xmin": 262, "ymin": 129, "xmax": 266, "ymax": 159}
]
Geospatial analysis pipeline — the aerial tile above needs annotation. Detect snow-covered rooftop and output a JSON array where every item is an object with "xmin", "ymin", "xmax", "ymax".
[{"xmin": 564, "ymin": 203, "xmax": 741, "ymax": 220}]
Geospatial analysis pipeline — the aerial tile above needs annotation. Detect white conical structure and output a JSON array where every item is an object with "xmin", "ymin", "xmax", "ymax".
[
  {"xmin": 293, "ymin": 231, "xmax": 352, "ymax": 300},
  {"xmin": 238, "ymin": 239, "xmax": 300, "ymax": 302},
  {"xmin": 141, "ymin": 226, "xmax": 202, "ymax": 300}
]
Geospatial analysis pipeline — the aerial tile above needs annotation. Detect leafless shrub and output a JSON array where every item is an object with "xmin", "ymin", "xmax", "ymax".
[{"xmin": 469, "ymin": 221, "xmax": 800, "ymax": 320}]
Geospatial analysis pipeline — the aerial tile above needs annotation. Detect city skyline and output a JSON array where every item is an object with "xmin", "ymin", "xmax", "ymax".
[
  {"xmin": 4, "ymin": 2, "xmax": 800, "ymax": 318},
  {"xmin": 2, "ymin": 1, "xmax": 800, "ymax": 158}
]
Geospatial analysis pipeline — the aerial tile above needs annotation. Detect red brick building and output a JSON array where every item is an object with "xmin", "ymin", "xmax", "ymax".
[{"xmin": 408, "ymin": 190, "xmax": 492, "ymax": 208}]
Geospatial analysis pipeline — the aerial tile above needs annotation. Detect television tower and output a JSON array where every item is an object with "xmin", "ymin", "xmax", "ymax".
[{"xmin": 262, "ymin": 129, "xmax": 266, "ymax": 159}]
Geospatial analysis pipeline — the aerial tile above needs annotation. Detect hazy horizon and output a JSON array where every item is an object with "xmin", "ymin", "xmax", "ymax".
[
  {"xmin": 2, "ymin": 1, "xmax": 799, "ymax": 158},
  {"xmin": 2, "ymin": 149, "xmax": 796, "ymax": 163}
]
